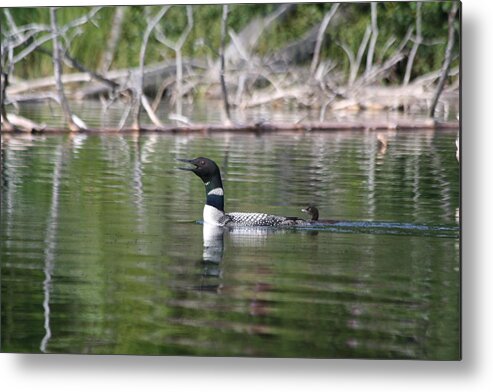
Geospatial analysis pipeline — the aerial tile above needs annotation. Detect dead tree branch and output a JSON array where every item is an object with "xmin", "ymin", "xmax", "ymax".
[
  {"xmin": 153, "ymin": 5, "xmax": 193, "ymax": 116},
  {"xmin": 220, "ymin": 5, "xmax": 232, "ymax": 123},
  {"xmin": 2, "ymin": 9, "xmax": 51, "ymax": 54},
  {"xmin": 379, "ymin": 36, "xmax": 396, "ymax": 63},
  {"xmin": 2, "ymin": 10, "xmax": 50, "ymax": 130},
  {"xmin": 31, "ymin": 44, "xmax": 121, "ymax": 92},
  {"xmin": 354, "ymin": 25, "xmax": 372, "ymax": 84},
  {"xmin": 310, "ymin": 3, "xmax": 340, "ymax": 77},
  {"xmin": 100, "ymin": 6, "xmax": 126, "ymax": 73},
  {"xmin": 50, "ymin": 7, "xmax": 80, "ymax": 131},
  {"xmin": 355, "ymin": 25, "xmax": 413, "ymax": 87},
  {"xmin": 62, "ymin": 51, "xmax": 120, "ymax": 90},
  {"xmin": 412, "ymin": 65, "xmax": 458, "ymax": 87},
  {"xmin": 1, "ymin": 73, "xmax": 15, "ymax": 131},
  {"xmin": 2, "ymin": 112, "xmax": 46, "ymax": 132},
  {"xmin": 130, "ymin": 6, "xmax": 169, "ymax": 130},
  {"xmin": 365, "ymin": 2, "xmax": 379, "ymax": 76},
  {"xmin": 13, "ymin": 7, "xmax": 102, "ymax": 64},
  {"xmin": 429, "ymin": 3, "xmax": 458, "ymax": 117},
  {"xmin": 338, "ymin": 25, "xmax": 371, "ymax": 86},
  {"xmin": 224, "ymin": 4, "xmax": 295, "ymax": 66},
  {"xmin": 404, "ymin": 2, "xmax": 422, "ymax": 85}
]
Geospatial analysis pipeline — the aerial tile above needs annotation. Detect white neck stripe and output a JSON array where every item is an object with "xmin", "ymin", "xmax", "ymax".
[{"xmin": 207, "ymin": 187, "xmax": 224, "ymax": 196}]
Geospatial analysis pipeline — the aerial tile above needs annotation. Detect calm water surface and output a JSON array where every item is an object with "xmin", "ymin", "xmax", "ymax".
[
  {"xmin": 16, "ymin": 97, "xmax": 459, "ymax": 129},
  {"xmin": 1, "ymin": 129, "xmax": 460, "ymax": 359}
]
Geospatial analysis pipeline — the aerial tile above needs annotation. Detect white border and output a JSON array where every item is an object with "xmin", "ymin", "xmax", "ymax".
[{"xmin": 2, "ymin": 0, "xmax": 493, "ymax": 391}]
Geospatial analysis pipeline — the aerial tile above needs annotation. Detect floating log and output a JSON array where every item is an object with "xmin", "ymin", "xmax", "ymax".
[{"xmin": 21, "ymin": 119, "xmax": 458, "ymax": 134}]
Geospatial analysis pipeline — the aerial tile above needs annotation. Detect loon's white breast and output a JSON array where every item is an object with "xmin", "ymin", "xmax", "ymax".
[{"xmin": 203, "ymin": 204, "xmax": 227, "ymax": 226}]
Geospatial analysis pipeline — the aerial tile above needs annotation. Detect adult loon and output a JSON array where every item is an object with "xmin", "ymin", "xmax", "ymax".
[
  {"xmin": 301, "ymin": 205, "xmax": 337, "ymax": 224},
  {"xmin": 178, "ymin": 157, "xmax": 306, "ymax": 227}
]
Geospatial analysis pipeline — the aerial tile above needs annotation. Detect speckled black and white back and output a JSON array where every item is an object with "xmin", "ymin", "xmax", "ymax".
[{"xmin": 223, "ymin": 212, "xmax": 305, "ymax": 227}]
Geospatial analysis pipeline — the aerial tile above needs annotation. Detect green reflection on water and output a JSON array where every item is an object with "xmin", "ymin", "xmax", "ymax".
[{"xmin": 1, "ymin": 131, "xmax": 460, "ymax": 359}]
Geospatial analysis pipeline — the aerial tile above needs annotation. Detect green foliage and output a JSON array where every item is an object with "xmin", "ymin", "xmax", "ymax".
[{"xmin": 2, "ymin": 3, "xmax": 460, "ymax": 82}]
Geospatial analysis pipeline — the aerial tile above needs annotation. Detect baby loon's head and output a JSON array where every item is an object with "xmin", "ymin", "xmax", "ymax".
[
  {"xmin": 177, "ymin": 157, "xmax": 221, "ymax": 183},
  {"xmin": 301, "ymin": 205, "xmax": 319, "ymax": 221}
]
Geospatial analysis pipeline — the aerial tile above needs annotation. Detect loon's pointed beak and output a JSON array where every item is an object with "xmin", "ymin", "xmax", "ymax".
[
  {"xmin": 177, "ymin": 158, "xmax": 197, "ymax": 171},
  {"xmin": 301, "ymin": 208, "xmax": 308, "ymax": 213}
]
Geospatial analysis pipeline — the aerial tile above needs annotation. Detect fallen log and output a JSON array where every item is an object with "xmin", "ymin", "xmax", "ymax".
[
  {"xmin": 18, "ymin": 119, "xmax": 459, "ymax": 134},
  {"xmin": 412, "ymin": 66, "xmax": 459, "ymax": 87},
  {"xmin": 76, "ymin": 59, "xmax": 205, "ymax": 99},
  {"xmin": 6, "ymin": 91, "xmax": 59, "ymax": 104},
  {"xmin": 6, "ymin": 60, "xmax": 206, "ymax": 99},
  {"xmin": 1, "ymin": 113, "xmax": 47, "ymax": 132},
  {"xmin": 7, "ymin": 73, "xmax": 93, "ymax": 95}
]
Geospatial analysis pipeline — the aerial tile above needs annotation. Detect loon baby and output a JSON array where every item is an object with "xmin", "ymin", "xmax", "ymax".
[
  {"xmin": 178, "ymin": 157, "xmax": 306, "ymax": 227},
  {"xmin": 301, "ymin": 205, "xmax": 337, "ymax": 224}
]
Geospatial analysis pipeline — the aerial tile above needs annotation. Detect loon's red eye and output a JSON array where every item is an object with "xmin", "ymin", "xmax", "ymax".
[{"xmin": 200, "ymin": 160, "xmax": 205, "ymax": 165}]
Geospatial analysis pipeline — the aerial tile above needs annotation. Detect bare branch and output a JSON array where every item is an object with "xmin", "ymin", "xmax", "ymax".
[
  {"xmin": 118, "ymin": 103, "xmax": 132, "ymax": 131},
  {"xmin": 31, "ymin": 44, "xmax": 121, "ymax": 91},
  {"xmin": 3, "ymin": 9, "xmax": 48, "ymax": 39},
  {"xmin": 2, "ymin": 25, "xmax": 51, "ymax": 53},
  {"xmin": 338, "ymin": 41, "xmax": 355, "ymax": 71},
  {"xmin": 4, "ymin": 9, "xmax": 20, "ymax": 36},
  {"xmin": 226, "ymin": 4, "xmax": 295, "ymax": 64},
  {"xmin": 220, "ymin": 5, "xmax": 232, "ymax": 123},
  {"xmin": 365, "ymin": 2, "xmax": 379, "ymax": 76},
  {"xmin": 412, "ymin": 65, "xmax": 458, "ymax": 87},
  {"xmin": 141, "ymin": 95, "xmax": 164, "ymax": 127},
  {"xmin": 353, "ymin": 25, "xmax": 372, "ymax": 83},
  {"xmin": 100, "ymin": 6, "xmax": 126, "ymax": 73},
  {"xmin": 340, "ymin": 25, "xmax": 372, "ymax": 86},
  {"xmin": 228, "ymin": 29, "xmax": 251, "ymax": 62},
  {"xmin": 429, "ymin": 3, "xmax": 458, "ymax": 117},
  {"xmin": 12, "ymin": 7, "xmax": 102, "ymax": 64},
  {"xmin": 404, "ymin": 2, "xmax": 422, "ymax": 85},
  {"xmin": 2, "ymin": 112, "xmax": 46, "ymax": 132},
  {"xmin": 153, "ymin": 6, "xmax": 193, "ymax": 116},
  {"xmin": 310, "ymin": 3, "xmax": 340, "ymax": 76},
  {"xmin": 355, "ymin": 25, "xmax": 414, "ymax": 87},
  {"xmin": 1, "ymin": 73, "xmax": 14, "ymax": 131},
  {"xmin": 50, "ymin": 7, "xmax": 80, "ymax": 131},
  {"xmin": 151, "ymin": 75, "xmax": 175, "ymax": 111},
  {"xmin": 62, "ymin": 51, "xmax": 120, "ymax": 90},
  {"xmin": 130, "ymin": 6, "xmax": 169, "ymax": 129},
  {"xmin": 379, "ymin": 35, "xmax": 396, "ymax": 63},
  {"xmin": 176, "ymin": 6, "xmax": 194, "ymax": 50}
]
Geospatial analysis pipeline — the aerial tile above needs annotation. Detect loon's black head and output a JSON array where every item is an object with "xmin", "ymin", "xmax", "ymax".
[
  {"xmin": 178, "ymin": 157, "xmax": 225, "ymax": 214},
  {"xmin": 301, "ymin": 205, "xmax": 319, "ymax": 221},
  {"xmin": 178, "ymin": 157, "xmax": 225, "ymax": 197},
  {"xmin": 177, "ymin": 157, "xmax": 221, "ymax": 184}
]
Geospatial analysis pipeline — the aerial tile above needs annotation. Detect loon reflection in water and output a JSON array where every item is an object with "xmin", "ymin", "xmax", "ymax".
[
  {"xmin": 178, "ymin": 157, "xmax": 307, "ymax": 227},
  {"xmin": 201, "ymin": 221, "xmax": 316, "ymax": 267},
  {"xmin": 202, "ymin": 223, "xmax": 225, "ymax": 263}
]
